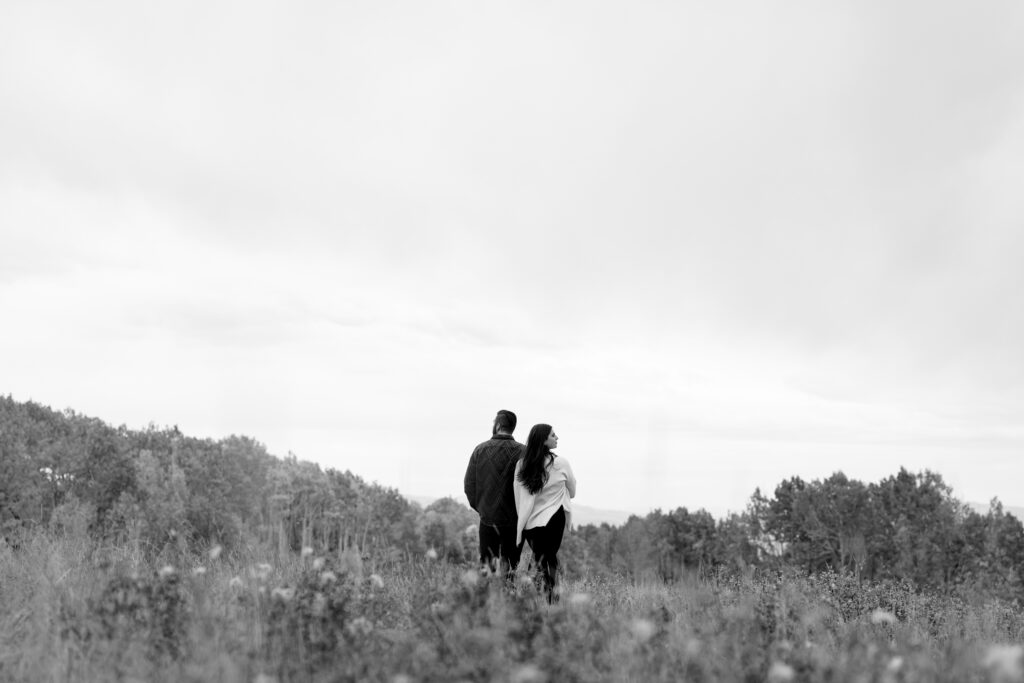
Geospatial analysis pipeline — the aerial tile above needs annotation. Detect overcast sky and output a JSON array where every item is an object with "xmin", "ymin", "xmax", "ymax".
[{"xmin": 2, "ymin": 0, "xmax": 1023, "ymax": 517}]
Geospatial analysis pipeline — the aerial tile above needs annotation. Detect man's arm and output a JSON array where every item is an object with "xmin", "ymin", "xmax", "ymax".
[{"xmin": 464, "ymin": 450, "xmax": 479, "ymax": 512}]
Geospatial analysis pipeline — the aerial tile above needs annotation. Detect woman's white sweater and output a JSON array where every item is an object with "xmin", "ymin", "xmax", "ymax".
[{"xmin": 514, "ymin": 454, "xmax": 576, "ymax": 546}]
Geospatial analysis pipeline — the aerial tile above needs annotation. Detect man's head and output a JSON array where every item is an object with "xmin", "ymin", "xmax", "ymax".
[{"xmin": 492, "ymin": 409, "xmax": 517, "ymax": 435}]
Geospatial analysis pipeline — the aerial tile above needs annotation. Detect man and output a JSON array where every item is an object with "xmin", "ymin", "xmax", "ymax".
[{"xmin": 464, "ymin": 409, "xmax": 525, "ymax": 575}]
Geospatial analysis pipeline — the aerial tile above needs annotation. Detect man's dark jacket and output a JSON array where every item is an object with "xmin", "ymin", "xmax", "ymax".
[{"xmin": 464, "ymin": 433, "xmax": 524, "ymax": 526}]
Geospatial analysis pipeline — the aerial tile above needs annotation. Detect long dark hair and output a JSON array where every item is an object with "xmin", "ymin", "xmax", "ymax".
[{"xmin": 518, "ymin": 424, "xmax": 554, "ymax": 495}]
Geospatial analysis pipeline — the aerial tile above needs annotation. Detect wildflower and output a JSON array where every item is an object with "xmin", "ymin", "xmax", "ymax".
[
  {"xmin": 301, "ymin": 546, "xmax": 314, "ymax": 558},
  {"xmin": 271, "ymin": 586, "xmax": 294, "ymax": 602},
  {"xmin": 629, "ymin": 618, "xmax": 655, "ymax": 643},
  {"xmin": 255, "ymin": 563, "xmax": 273, "ymax": 580},
  {"xmin": 312, "ymin": 557, "xmax": 325, "ymax": 570},
  {"xmin": 887, "ymin": 656, "xmax": 904, "ymax": 672},
  {"xmin": 870, "ymin": 609, "xmax": 897, "ymax": 625},
  {"xmin": 767, "ymin": 661, "xmax": 795, "ymax": 683},
  {"xmin": 509, "ymin": 663, "xmax": 547, "ymax": 683},
  {"xmin": 461, "ymin": 569, "xmax": 479, "ymax": 588},
  {"xmin": 568, "ymin": 592, "xmax": 591, "ymax": 606},
  {"xmin": 369, "ymin": 573, "xmax": 385, "ymax": 589},
  {"xmin": 191, "ymin": 566, "xmax": 207, "ymax": 576},
  {"xmin": 347, "ymin": 616, "xmax": 372, "ymax": 636},
  {"xmin": 983, "ymin": 644, "xmax": 1024, "ymax": 683},
  {"xmin": 229, "ymin": 576, "xmax": 244, "ymax": 589},
  {"xmin": 320, "ymin": 571, "xmax": 337, "ymax": 584},
  {"xmin": 426, "ymin": 548, "xmax": 438, "ymax": 560},
  {"xmin": 208, "ymin": 545, "xmax": 222, "ymax": 561},
  {"xmin": 158, "ymin": 565, "xmax": 175, "ymax": 578}
]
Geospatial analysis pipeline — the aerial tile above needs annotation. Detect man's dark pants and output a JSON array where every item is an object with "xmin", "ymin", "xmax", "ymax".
[{"xmin": 479, "ymin": 522, "xmax": 521, "ymax": 577}]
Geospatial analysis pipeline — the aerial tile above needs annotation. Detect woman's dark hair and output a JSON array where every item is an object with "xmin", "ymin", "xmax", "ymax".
[{"xmin": 518, "ymin": 424, "xmax": 554, "ymax": 495}]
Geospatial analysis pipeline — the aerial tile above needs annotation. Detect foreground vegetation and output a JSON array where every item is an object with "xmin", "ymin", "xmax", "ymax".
[
  {"xmin": 3, "ymin": 532, "xmax": 1024, "ymax": 683},
  {"xmin": 4, "ymin": 396, "xmax": 1024, "ymax": 680}
]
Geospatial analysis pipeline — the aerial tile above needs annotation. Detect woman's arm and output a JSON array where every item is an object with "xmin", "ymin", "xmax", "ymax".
[{"xmin": 562, "ymin": 458, "xmax": 577, "ymax": 499}]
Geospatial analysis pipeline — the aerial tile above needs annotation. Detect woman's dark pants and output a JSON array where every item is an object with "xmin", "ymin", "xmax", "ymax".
[{"xmin": 523, "ymin": 506, "xmax": 566, "ymax": 604}]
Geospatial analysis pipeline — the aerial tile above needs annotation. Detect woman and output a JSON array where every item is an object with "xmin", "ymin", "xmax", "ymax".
[{"xmin": 514, "ymin": 424, "xmax": 576, "ymax": 604}]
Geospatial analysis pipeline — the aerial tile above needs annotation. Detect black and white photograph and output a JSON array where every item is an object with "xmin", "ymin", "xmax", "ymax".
[{"xmin": 2, "ymin": 1, "xmax": 1024, "ymax": 680}]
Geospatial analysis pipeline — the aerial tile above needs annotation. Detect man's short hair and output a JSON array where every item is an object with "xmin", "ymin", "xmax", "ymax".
[{"xmin": 495, "ymin": 410, "xmax": 517, "ymax": 433}]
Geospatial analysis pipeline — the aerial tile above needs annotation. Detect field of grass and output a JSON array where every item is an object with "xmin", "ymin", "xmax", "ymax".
[{"xmin": 2, "ymin": 532, "xmax": 1024, "ymax": 682}]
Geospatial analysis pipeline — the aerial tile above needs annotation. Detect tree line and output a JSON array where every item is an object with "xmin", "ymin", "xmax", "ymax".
[
  {"xmin": 2, "ymin": 396, "xmax": 1023, "ymax": 602},
  {"xmin": 0, "ymin": 396, "xmax": 476, "ymax": 563},
  {"xmin": 572, "ymin": 471, "xmax": 1024, "ymax": 602}
]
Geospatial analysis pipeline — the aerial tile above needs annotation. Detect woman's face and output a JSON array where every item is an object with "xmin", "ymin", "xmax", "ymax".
[{"xmin": 545, "ymin": 430, "xmax": 558, "ymax": 449}]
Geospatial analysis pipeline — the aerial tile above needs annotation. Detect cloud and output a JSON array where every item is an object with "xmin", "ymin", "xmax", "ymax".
[{"xmin": 2, "ymin": 0, "xmax": 1024, "ymax": 513}]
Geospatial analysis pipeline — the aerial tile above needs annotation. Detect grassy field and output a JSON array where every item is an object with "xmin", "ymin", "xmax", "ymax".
[{"xmin": 2, "ymin": 533, "xmax": 1024, "ymax": 682}]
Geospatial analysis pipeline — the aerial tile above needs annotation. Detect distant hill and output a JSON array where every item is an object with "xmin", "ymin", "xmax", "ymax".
[
  {"xmin": 412, "ymin": 494, "xmax": 1024, "ymax": 529},
  {"xmin": 572, "ymin": 504, "xmax": 637, "ymax": 527},
  {"xmin": 405, "ymin": 494, "xmax": 637, "ymax": 527},
  {"xmin": 968, "ymin": 502, "xmax": 1024, "ymax": 521}
]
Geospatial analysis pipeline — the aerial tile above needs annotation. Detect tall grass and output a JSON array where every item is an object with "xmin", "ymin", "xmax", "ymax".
[{"xmin": 2, "ymin": 531, "xmax": 1024, "ymax": 682}]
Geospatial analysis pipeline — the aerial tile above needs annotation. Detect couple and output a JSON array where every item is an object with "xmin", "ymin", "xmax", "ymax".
[{"xmin": 463, "ymin": 409, "xmax": 576, "ymax": 604}]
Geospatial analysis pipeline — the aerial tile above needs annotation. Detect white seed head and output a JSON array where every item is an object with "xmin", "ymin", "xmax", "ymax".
[
  {"xmin": 509, "ymin": 663, "xmax": 547, "ymax": 683},
  {"xmin": 425, "ymin": 548, "xmax": 438, "ymax": 560},
  {"xmin": 320, "ymin": 571, "xmax": 338, "ymax": 584},
  {"xmin": 983, "ymin": 644, "xmax": 1024, "ymax": 683},
  {"xmin": 870, "ymin": 609, "xmax": 897, "ymax": 625},
  {"xmin": 767, "ymin": 661, "xmax": 795, "ymax": 683},
  {"xmin": 229, "ymin": 576, "xmax": 244, "ymax": 589},
  {"xmin": 311, "ymin": 592, "xmax": 327, "ymax": 616},
  {"xmin": 369, "ymin": 573, "xmax": 385, "ymax": 589},
  {"xmin": 461, "ymin": 569, "xmax": 479, "ymax": 588},
  {"xmin": 347, "ymin": 617, "xmax": 372, "ymax": 636},
  {"xmin": 301, "ymin": 546, "xmax": 314, "ymax": 558},
  {"xmin": 568, "ymin": 592, "xmax": 591, "ymax": 606},
  {"xmin": 158, "ymin": 565, "xmax": 175, "ymax": 578},
  {"xmin": 208, "ymin": 545, "xmax": 223, "ymax": 561},
  {"xmin": 312, "ymin": 557, "xmax": 325, "ymax": 570},
  {"xmin": 271, "ymin": 586, "xmax": 294, "ymax": 602},
  {"xmin": 630, "ymin": 618, "xmax": 656, "ymax": 643},
  {"xmin": 191, "ymin": 566, "xmax": 207, "ymax": 576}
]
